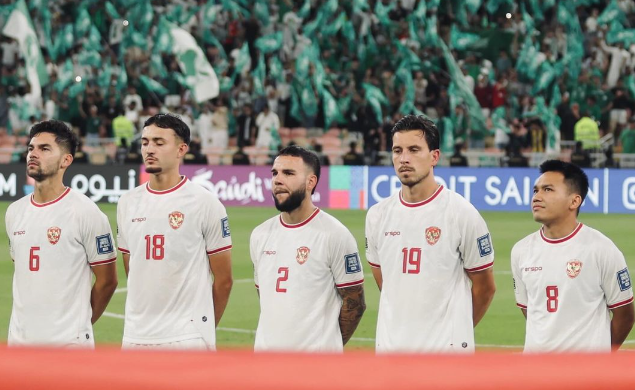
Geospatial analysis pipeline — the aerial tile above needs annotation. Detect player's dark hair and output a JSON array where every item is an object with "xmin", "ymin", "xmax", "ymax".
[
  {"xmin": 539, "ymin": 159, "xmax": 589, "ymax": 214},
  {"xmin": 277, "ymin": 145, "xmax": 321, "ymax": 194},
  {"xmin": 391, "ymin": 115, "xmax": 440, "ymax": 151},
  {"xmin": 144, "ymin": 113, "xmax": 191, "ymax": 145},
  {"xmin": 29, "ymin": 120, "xmax": 78, "ymax": 156}
]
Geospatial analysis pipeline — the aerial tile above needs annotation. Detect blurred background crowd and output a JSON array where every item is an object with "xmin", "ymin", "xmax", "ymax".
[{"xmin": 1, "ymin": 0, "xmax": 635, "ymax": 167}]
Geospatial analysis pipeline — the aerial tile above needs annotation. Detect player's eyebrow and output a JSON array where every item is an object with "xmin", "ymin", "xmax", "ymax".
[
  {"xmin": 29, "ymin": 143, "xmax": 51, "ymax": 149},
  {"xmin": 533, "ymin": 184, "xmax": 554, "ymax": 190},
  {"xmin": 141, "ymin": 137, "xmax": 166, "ymax": 142}
]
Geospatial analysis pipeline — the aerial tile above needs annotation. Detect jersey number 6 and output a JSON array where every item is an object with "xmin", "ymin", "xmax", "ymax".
[
  {"xmin": 402, "ymin": 247, "xmax": 422, "ymax": 274},
  {"xmin": 29, "ymin": 246, "xmax": 40, "ymax": 271}
]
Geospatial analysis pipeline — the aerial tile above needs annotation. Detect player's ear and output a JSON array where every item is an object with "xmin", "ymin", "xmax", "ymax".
[
  {"xmin": 569, "ymin": 193, "xmax": 582, "ymax": 211},
  {"xmin": 60, "ymin": 153, "xmax": 73, "ymax": 169},
  {"xmin": 306, "ymin": 173, "xmax": 318, "ymax": 194},
  {"xmin": 431, "ymin": 148, "xmax": 441, "ymax": 167},
  {"xmin": 177, "ymin": 143, "xmax": 189, "ymax": 158}
]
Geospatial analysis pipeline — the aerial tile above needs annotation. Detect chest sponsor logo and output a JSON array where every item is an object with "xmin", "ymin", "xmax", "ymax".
[
  {"xmin": 13, "ymin": 231, "xmax": 25, "ymax": 236},
  {"xmin": 524, "ymin": 267, "xmax": 542, "ymax": 272},
  {"xmin": 477, "ymin": 233, "xmax": 493, "ymax": 257},
  {"xmin": 262, "ymin": 250, "xmax": 276, "ymax": 255},
  {"xmin": 47, "ymin": 227, "xmax": 61, "ymax": 245},
  {"xmin": 617, "ymin": 268, "xmax": 632, "ymax": 291},
  {"xmin": 425, "ymin": 226, "xmax": 441, "ymax": 246},
  {"xmin": 96, "ymin": 233, "xmax": 114, "ymax": 255},
  {"xmin": 384, "ymin": 231, "xmax": 401, "ymax": 237},
  {"xmin": 169, "ymin": 211, "xmax": 185, "ymax": 230},
  {"xmin": 566, "ymin": 260, "xmax": 583, "ymax": 279},
  {"xmin": 296, "ymin": 246, "xmax": 310, "ymax": 265},
  {"xmin": 131, "ymin": 217, "xmax": 146, "ymax": 223}
]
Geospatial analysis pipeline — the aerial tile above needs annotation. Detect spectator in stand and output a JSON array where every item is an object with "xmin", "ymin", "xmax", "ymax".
[
  {"xmin": 491, "ymin": 74, "xmax": 507, "ymax": 109},
  {"xmin": 255, "ymin": 103, "xmax": 280, "ymax": 149},
  {"xmin": 570, "ymin": 141, "xmax": 592, "ymax": 168},
  {"xmin": 619, "ymin": 117, "xmax": 635, "ymax": 154},
  {"xmin": 574, "ymin": 116, "xmax": 601, "ymax": 150},
  {"xmin": 449, "ymin": 143, "xmax": 469, "ymax": 167},
  {"xmin": 211, "ymin": 98, "xmax": 229, "ymax": 149},
  {"xmin": 236, "ymin": 103, "xmax": 256, "ymax": 148},
  {"xmin": 342, "ymin": 141, "xmax": 365, "ymax": 166},
  {"xmin": 474, "ymin": 74, "xmax": 493, "ymax": 118},
  {"xmin": 84, "ymin": 105, "xmax": 104, "ymax": 146},
  {"xmin": 196, "ymin": 103, "xmax": 214, "ymax": 150},
  {"xmin": 232, "ymin": 146, "xmax": 251, "ymax": 165}
]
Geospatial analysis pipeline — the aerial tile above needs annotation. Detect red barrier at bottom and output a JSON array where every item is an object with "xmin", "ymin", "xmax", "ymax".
[{"xmin": 1, "ymin": 347, "xmax": 634, "ymax": 390}]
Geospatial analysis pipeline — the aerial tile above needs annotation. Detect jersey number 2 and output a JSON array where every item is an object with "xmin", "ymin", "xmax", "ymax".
[
  {"xmin": 145, "ymin": 235, "xmax": 165, "ymax": 260},
  {"xmin": 276, "ymin": 267, "xmax": 289, "ymax": 293},
  {"xmin": 402, "ymin": 247, "xmax": 422, "ymax": 274}
]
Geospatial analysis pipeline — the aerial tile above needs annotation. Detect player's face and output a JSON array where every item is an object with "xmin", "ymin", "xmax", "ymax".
[
  {"xmin": 392, "ymin": 130, "xmax": 439, "ymax": 187},
  {"xmin": 271, "ymin": 155, "xmax": 315, "ymax": 212},
  {"xmin": 532, "ymin": 171, "xmax": 580, "ymax": 224},
  {"xmin": 141, "ymin": 124, "xmax": 188, "ymax": 174},
  {"xmin": 26, "ymin": 132, "xmax": 71, "ymax": 182}
]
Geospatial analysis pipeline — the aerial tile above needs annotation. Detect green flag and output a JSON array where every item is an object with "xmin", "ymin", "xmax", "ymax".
[
  {"xmin": 78, "ymin": 50, "xmax": 101, "ymax": 68},
  {"xmin": 150, "ymin": 54, "xmax": 168, "ymax": 79},
  {"xmin": 301, "ymin": 82, "xmax": 318, "ymax": 117},
  {"xmin": 127, "ymin": 0, "xmax": 154, "ymax": 35},
  {"xmin": 168, "ymin": 20, "xmax": 219, "ymax": 102},
  {"xmin": 255, "ymin": 31, "xmax": 283, "ymax": 53},
  {"xmin": 97, "ymin": 61, "xmax": 112, "ymax": 90},
  {"xmin": 252, "ymin": 54, "xmax": 266, "ymax": 96},
  {"xmin": 118, "ymin": 63, "xmax": 128, "ymax": 92},
  {"xmin": 465, "ymin": 0, "xmax": 482, "ymax": 14},
  {"xmin": 140, "ymin": 75, "xmax": 168, "ymax": 95},
  {"xmin": 597, "ymin": 0, "xmax": 625, "ymax": 25},
  {"xmin": 374, "ymin": 0, "xmax": 395, "ymax": 27},
  {"xmin": 298, "ymin": 0, "xmax": 312, "ymax": 19},
  {"xmin": 254, "ymin": 0, "xmax": 269, "ymax": 26},
  {"xmin": 232, "ymin": 42, "xmax": 250, "ymax": 80},
  {"xmin": 268, "ymin": 57, "xmax": 284, "ymax": 83},
  {"xmin": 450, "ymin": 24, "xmax": 482, "ymax": 50},
  {"xmin": 362, "ymin": 83, "xmax": 388, "ymax": 124},
  {"xmin": 69, "ymin": 78, "xmax": 86, "ymax": 99},
  {"xmin": 105, "ymin": 1, "xmax": 120, "ymax": 19},
  {"xmin": 438, "ymin": 39, "xmax": 488, "ymax": 136},
  {"xmin": 2, "ymin": 0, "xmax": 49, "ymax": 99},
  {"xmin": 54, "ymin": 59, "xmax": 74, "ymax": 93},
  {"xmin": 83, "ymin": 25, "xmax": 102, "ymax": 52},
  {"xmin": 75, "ymin": 7, "xmax": 91, "ymax": 38},
  {"xmin": 322, "ymin": 89, "xmax": 343, "ymax": 129},
  {"xmin": 353, "ymin": 0, "xmax": 369, "ymax": 14},
  {"xmin": 533, "ymin": 61, "xmax": 556, "ymax": 94},
  {"xmin": 154, "ymin": 17, "xmax": 173, "ymax": 54}
]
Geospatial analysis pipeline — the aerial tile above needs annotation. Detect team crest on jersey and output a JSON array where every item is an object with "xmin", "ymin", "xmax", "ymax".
[
  {"xmin": 296, "ymin": 246, "xmax": 310, "ymax": 264},
  {"xmin": 566, "ymin": 260, "xmax": 583, "ymax": 278},
  {"xmin": 425, "ymin": 226, "xmax": 441, "ymax": 246},
  {"xmin": 168, "ymin": 211, "xmax": 184, "ymax": 230},
  {"xmin": 47, "ymin": 227, "xmax": 61, "ymax": 245}
]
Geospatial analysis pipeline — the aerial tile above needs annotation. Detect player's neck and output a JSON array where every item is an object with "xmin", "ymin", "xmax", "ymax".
[
  {"xmin": 401, "ymin": 176, "xmax": 439, "ymax": 204},
  {"xmin": 541, "ymin": 218, "xmax": 580, "ymax": 240},
  {"xmin": 281, "ymin": 200, "xmax": 317, "ymax": 225},
  {"xmin": 33, "ymin": 178, "xmax": 67, "ymax": 204},
  {"xmin": 148, "ymin": 171, "xmax": 184, "ymax": 191}
]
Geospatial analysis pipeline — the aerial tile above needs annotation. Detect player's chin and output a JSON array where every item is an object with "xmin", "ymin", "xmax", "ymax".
[{"xmin": 145, "ymin": 166, "xmax": 162, "ymax": 174}]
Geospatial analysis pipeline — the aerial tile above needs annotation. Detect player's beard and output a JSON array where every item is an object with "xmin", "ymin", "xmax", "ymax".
[
  {"xmin": 398, "ymin": 169, "xmax": 430, "ymax": 188},
  {"xmin": 145, "ymin": 166, "xmax": 162, "ymax": 174},
  {"xmin": 274, "ymin": 186, "xmax": 306, "ymax": 213},
  {"xmin": 27, "ymin": 158, "xmax": 61, "ymax": 182}
]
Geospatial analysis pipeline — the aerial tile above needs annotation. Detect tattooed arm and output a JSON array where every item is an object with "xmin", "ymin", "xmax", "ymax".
[{"xmin": 337, "ymin": 284, "xmax": 366, "ymax": 345}]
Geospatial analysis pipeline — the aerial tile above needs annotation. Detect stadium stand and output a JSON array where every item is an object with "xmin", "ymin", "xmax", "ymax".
[{"xmin": 2, "ymin": 1, "xmax": 635, "ymax": 167}]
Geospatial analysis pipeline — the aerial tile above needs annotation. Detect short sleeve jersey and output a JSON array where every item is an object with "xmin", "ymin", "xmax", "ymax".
[
  {"xmin": 5, "ymin": 188, "xmax": 116, "ymax": 346},
  {"xmin": 366, "ymin": 186, "xmax": 494, "ymax": 353},
  {"xmin": 117, "ymin": 177, "xmax": 232, "ymax": 347},
  {"xmin": 250, "ymin": 208, "xmax": 364, "ymax": 352},
  {"xmin": 511, "ymin": 223, "xmax": 633, "ymax": 353}
]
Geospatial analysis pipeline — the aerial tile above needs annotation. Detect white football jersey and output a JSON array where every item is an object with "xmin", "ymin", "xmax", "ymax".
[
  {"xmin": 117, "ymin": 177, "xmax": 232, "ymax": 347},
  {"xmin": 511, "ymin": 223, "xmax": 634, "ymax": 353},
  {"xmin": 5, "ymin": 188, "xmax": 116, "ymax": 347},
  {"xmin": 366, "ymin": 186, "xmax": 494, "ymax": 353},
  {"xmin": 250, "ymin": 208, "xmax": 364, "ymax": 352}
]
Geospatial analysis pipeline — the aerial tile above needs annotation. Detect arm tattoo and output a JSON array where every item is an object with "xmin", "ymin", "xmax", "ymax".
[{"xmin": 337, "ymin": 284, "xmax": 366, "ymax": 345}]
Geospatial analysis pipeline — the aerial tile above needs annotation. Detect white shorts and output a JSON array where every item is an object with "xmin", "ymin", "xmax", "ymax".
[{"xmin": 122, "ymin": 337, "xmax": 212, "ymax": 351}]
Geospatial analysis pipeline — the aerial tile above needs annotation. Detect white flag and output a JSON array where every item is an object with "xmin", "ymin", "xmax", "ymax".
[
  {"xmin": 2, "ymin": 0, "xmax": 48, "ymax": 99},
  {"xmin": 169, "ymin": 22, "xmax": 219, "ymax": 103}
]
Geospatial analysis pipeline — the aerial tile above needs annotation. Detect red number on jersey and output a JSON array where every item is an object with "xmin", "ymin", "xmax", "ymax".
[
  {"xmin": 402, "ymin": 247, "xmax": 422, "ymax": 274},
  {"xmin": 276, "ymin": 267, "xmax": 289, "ymax": 293},
  {"xmin": 145, "ymin": 235, "xmax": 165, "ymax": 260},
  {"xmin": 546, "ymin": 285, "xmax": 558, "ymax": 312},
  {"xmin": 29, "ymin": 246, "xmax": 40, "ymax": 271}
]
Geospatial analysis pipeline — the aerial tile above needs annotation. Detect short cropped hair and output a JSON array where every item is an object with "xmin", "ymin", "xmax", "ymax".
[
  {"xmin": 539, "ymin": 159, "xmax": 589, "ymax": 214},
  {"xmin": 29, "ymin": 120, "xmax": 79, "ymax": 156},
  {"xmin": 277, "ymin": 145, "xmax": 321, "ymax": 194},
  {"xmin": 391, "ymin": 115, "xmax": 440, "ymax": 151},
  {"xmin": 144, "ymin": 113, "xmax": 191, "ymax": 145}
]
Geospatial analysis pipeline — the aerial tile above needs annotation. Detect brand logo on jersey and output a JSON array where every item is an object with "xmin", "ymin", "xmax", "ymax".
[
  {"xmin": 262, "ymin": 250, "xmax": 276, "ymax": 255},
  {"xmin": 47, "ymin": 227, "xmax": 61, "ymax": 245},
  {"xmin": 345, "ymin": 253, "xmax": 362, "ymax": 274},
  {"xmin": 221, "ymin": 217, "xmax": 230, "ymax": 238},
  {"xmin": 96, "ymin": 234, "xmax": 114, "ymax": 255},
  {"xmin": 296, "ymin": 246, "xmax": 310, "ymax": 264},
  {"xmin": 169, "ymin": 211, "xmax": 184, "ymax": 230},
  {"xmin": 425, "ymin": 226, "xmax": 441, "ymax": 245},
  {"xmin": 131, "ymin": 217, "xmax": 146, "ymax": 223},
  {"xmin": 617, "ymin": 268, "xmax": 632, "ymax": 291},
  {"xmin": 566, "ymin": 260, "xmax": 583, "ymax": 278},
  {"xmin": 524, "ymin": 267, "xmax": 543, "ymax": 272},
  {"xmin": 384, "ymin": 231, "xmax": 401, "ymax": 237},
  {"xmin": 13, "ymin": 231, "xmax": 25, "ymax": 236},
  {"xmin": 477, "ymin": 234, "xmax": 493, "ymax": 257}
]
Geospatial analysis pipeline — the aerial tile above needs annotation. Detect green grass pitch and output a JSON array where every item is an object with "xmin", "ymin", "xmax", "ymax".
[{"xmin": 0, "ymin": 201, "xmax": 633, "ymax": 351}]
